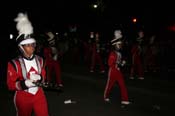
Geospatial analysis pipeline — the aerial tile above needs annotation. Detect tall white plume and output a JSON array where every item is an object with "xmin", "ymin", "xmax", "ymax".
[
  {"xmin": 47, "ymin": 32, "xmax": 55, "ymax": 40},
  {"xmin": 14, "ymin": 13, "xmax": 33, "ymax": 38},
  {"xmin": 114, "ymin": 30, "xmax": 122, "ymax": 39}
]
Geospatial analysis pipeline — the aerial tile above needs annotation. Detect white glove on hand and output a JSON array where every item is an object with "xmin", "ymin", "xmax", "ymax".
[
  {"xmin": 30, "ymin": 74, "xmax": 41, "ymax": 82},
  {"xmin": 25, "ymin": 79, "xmax": 36, "ymax": 88},
  {"xmin": 121, "ymin": 60, "xmax": 126, "ymax": 66}
]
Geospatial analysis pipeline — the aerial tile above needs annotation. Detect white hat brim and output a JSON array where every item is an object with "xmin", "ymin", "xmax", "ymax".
[
  {"xmin": 112, "ymin": 41, "xmax": 122, "ymax": 45},
  {"xmin": 19, "ymin": 38, "xmax": 36, "ymax": 45}
]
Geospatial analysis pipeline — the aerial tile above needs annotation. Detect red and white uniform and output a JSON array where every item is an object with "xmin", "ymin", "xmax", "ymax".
[
  {"xmin": 130, "ymin": 43, "xmax": 144, "ymax": 78},
  {"xmin": 83, "ymin": 40, "xmax": 92, "ymax": 64},
  {"xmin": 104, "ymin": 51, "xmax": 129, "ymax": 101},
  {"xmin": 90, "ymin": 42, "xmax": 105, "ymax": 72},
  {"xmin": 7, "ymin": 55, "xmax": 48, "ymax": 116},
  {"xmin": 43, "ymin": 46, "xmax": 62, "ymax": 86}
]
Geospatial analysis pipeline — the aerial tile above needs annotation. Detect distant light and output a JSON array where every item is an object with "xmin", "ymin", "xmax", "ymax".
[
  {"xmin": 168, "ymin": 25, "xmax": 175, "ymax": 31},
  {"xmin": 93, "ymin": 4, "xmax": 98, "ymax": 8},
  {"xmin": 56, "ymin": 32, "xmax": 59, "ymax": 35},
  {"xmin": 132, "ymin": 18, "xmax": 137, "ymax": 23},
  {"xmin": 10, "ymin": 34, "xmax": 13, "ymax": 39}
]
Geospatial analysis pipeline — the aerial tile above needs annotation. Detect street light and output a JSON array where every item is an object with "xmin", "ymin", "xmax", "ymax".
[
  {"xmin": 132, "ymin": 18, "xmax": 137, "ymax": 23},
  {"xmin": 9, "ymin": 34, "xmax": 13, "ymax": 39},
  {"xmin": 93, "ymin": 4, "xmax": 98, "ymax": 8}
]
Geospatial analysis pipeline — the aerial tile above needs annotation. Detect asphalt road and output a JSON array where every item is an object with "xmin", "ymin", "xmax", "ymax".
[{"xmin": 1, "ymin": 61, "xmax": 175, "ymax": 116}]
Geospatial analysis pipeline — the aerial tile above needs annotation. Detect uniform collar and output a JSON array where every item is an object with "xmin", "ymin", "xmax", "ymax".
[{"xmin": 22, "ymin": 54, "xmax": 35, "ymax": 61}]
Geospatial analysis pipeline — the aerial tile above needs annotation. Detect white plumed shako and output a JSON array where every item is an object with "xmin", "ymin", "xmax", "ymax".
[
  {"xmin": 14, "ymin": 12, "xmax": 36, "ymax": 46},
  {"xmin": 111, "ymin": 30, "xmax": 123, "ymax": 45}
]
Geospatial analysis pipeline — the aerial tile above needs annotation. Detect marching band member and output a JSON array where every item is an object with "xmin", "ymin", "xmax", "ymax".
[
  {"xmin": 104, "ymin": 30, "xmax": 130, "ymax": 105},
  {"xmin": 90, "ymin": 32, "xmax": 105, "ymax": 73},
  {"xmin": 129, "ymin": 30, "xmax": 145, "ymax": 80},
  {"xmin": 43, "ymin": 31, "xmax": 63, "ymax": 87},
  {"xmin": 7, "ymin": 12, "xmax": 49, "ymax": 116}
]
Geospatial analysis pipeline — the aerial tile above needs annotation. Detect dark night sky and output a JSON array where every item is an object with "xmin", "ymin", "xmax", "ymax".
[
  {"xmin": 2, "ymin": 0, "xmax": 175, "ymax": 35},
  {"xmin": 1, "ymin": 0, "xmax": 175, "ymax": 60}
]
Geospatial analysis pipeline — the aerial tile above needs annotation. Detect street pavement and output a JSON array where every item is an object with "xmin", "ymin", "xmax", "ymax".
[{"xmin": 1, "ymin": 60, "xmax": 175, "ymax": 116}]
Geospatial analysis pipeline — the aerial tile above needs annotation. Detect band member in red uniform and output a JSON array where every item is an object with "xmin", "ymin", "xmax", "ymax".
[
  {"xmin": 129, "ymin": 30, "xmax": 145, "ymax": 80},
  {"xmin": 144, "ymin": 35, "xmax": 158, "ymax": 72},
  {"xmin": 82, "ymin": 32, "xmax": 93, "ymax": 64},
  {"xmin": 104, "ymin": 30, "xmax": 130, "ymax": 105},
  {"xmin": 90, "ymin": 32, "xmax": 105, "ymax": 73},
  {"xmin": 43, "ymin": 31, "xmax": 63, "ymax": 87},
  {"xmin": 7, "ymin": 12, "xmax": 49, "ymax": 116}
]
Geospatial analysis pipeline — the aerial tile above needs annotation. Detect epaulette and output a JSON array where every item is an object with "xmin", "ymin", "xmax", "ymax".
[{"xmin": 9, "ymin": 57, "xmax": 19, "ymax": 72}]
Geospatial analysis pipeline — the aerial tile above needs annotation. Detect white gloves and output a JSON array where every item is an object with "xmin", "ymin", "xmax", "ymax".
[
  {"xmin": 121, "ymin": 60, "xmax": 126, "ymax": 66},
  {"xmin": 24, "ymin": 74, "xmax": 41, "ymax": 88},
  {"xmin": 30, "ymin": 74, "xmax": 41, "ymax": 82},
  {"xmin": 25, "ymin": 79, "xmax": 36, "ymax": 88}
]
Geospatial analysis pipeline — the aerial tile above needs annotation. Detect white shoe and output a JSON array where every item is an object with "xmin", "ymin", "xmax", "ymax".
[
  {"xmin": 121, "ymin": 101, "xmax": 131, "ymax": 105},
  {"xmin": 138, "ymin": 77, "xmax": 144, "ymax": 80},
  {"xmin": 90, "ymin": 70, "xmax": 94, "ymax": 72},
  {"xmin": 100, "ymin": 70, "xmax": 105, "ymax": 73},
  {"xmin": 58, "ymin": 84, "xmax": 63, "ymax": 87},
  {"xmin": 104, "ymin": 98, "xmax": 110, "ymax": 102},
  {"xmin": 129, "ymin": 77, "xmax": 134, "ymax": 80}
]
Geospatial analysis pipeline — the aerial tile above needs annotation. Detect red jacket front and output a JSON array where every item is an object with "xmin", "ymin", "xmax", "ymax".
[{"xmin": 7, "ymin": 55, "xmax": 46, "ymax": 91}]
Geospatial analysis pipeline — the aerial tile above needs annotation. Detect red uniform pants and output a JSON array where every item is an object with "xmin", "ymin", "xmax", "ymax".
[
  {"xmin": 104, "ymin": 68, "xmax": 129, "ymax": 101},
  {"xmin": 14, "ymin": 88, "xmax": 48, "ymax": 116},
  {"xmin": 130, "ymin": 56, "xmax": 144, "ymax": 77},
  {"xmin": 46, "ymin": 60, "xmax": 62, "ymax": 85},
  {"xmin": 90, "ymin": 53, "xmax": 105, "ymax": 71}
]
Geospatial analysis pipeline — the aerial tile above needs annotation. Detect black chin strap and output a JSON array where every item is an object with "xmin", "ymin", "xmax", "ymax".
[{"xmin": 22, "ymin": 54, "xmax": 35, "ymax": 60}]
